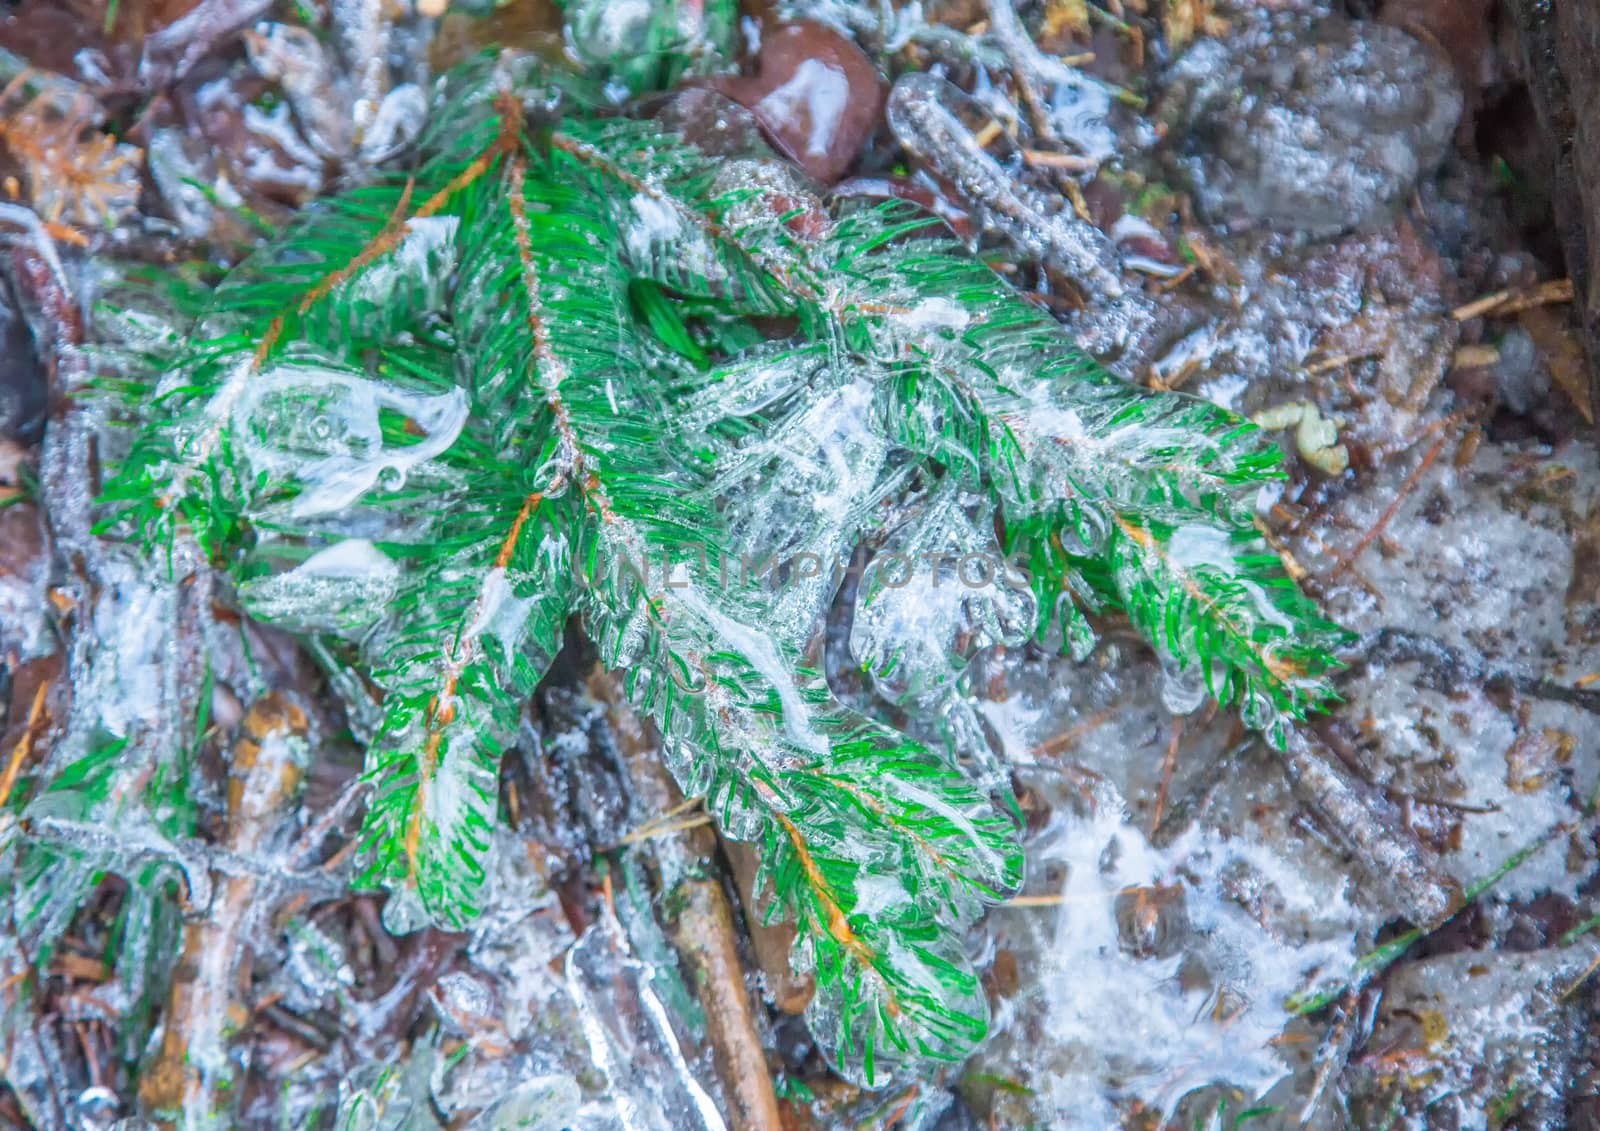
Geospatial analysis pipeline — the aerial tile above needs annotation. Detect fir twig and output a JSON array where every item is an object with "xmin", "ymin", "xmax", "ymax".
[{"xmin": 85, "ymin": 55, "xmax": 1349, "ymax": 1086}]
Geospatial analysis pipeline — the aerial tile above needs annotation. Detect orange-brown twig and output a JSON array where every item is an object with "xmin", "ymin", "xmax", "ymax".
[
  {"xmin": 1149, "ymin": 718, "xmax": 1183, "ymax": 835},
  {"xmin": 0, "ymin": 681, "xmax": 50, "ymax": 811},
  {"xmin": 1329, "ymin": 422, "xmax": 1457, "ymax": 581}
]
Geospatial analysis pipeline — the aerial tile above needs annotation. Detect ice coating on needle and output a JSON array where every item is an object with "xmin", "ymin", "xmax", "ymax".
[
  {"xmin": 238, "ymin": 538, "xmax": 401, "ymax": 633},
  {"xmin": 708, "ymin": 368, "xmax": 902, "ymax": 643},
  {"xmin": 852, "ymin": 482, "xmax": 1035, "ymax": 710},
  {"xmin": 233, "ymin": 361, "xmax": 468, "ymax": 517}
]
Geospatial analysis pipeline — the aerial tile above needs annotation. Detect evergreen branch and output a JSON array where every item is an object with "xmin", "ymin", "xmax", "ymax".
[
  {"xmin": 589, "ymin": 178, "xmax": 1349, "ymax": 730},
  {"xmin": 549, "ymin": 121, "xmax": 804, "ymax": 316},
  {"xmin": 98, "ymin": 90, "xmax": 526, "ymax": 556},
  {"xmin": 88, "ymin": 56, "xmax": 1349, "ymax": 1090},
  {"xmin": 568, "ymin": 401, "xmax": 1019, "ymax": 1083},
  {"xmin": 356, "ymin": 489, "xmax": 559, "ymax": 927},
  {"xmin": 357, "ymin": 128, "xmax": 621, "ymax": 925},
  {"xmin": 767, "ymin": 808, "xmax": 992, "ymax": 1079},
  {"xmin": 511, "ymin": 159, "xmax": 1022, "ymax": 1076}
]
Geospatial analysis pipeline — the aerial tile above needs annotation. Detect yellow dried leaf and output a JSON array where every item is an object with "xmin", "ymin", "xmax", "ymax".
[
  {"xmin": 1042, "ymin": 0, "xmax": 1090, "ymax": 41},
  {"xmin": 1165, "ymin": 0, "xmax": 1228, "ymax": 52}
]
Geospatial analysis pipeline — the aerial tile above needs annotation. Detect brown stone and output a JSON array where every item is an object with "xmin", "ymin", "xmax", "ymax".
[{"xmin": 710, "ymin": 22, "xmax": 885, "ymax": 185}]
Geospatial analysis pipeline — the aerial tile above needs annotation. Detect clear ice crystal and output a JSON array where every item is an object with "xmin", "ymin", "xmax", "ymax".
[
  {"xmin": 238, "ymin": 539, "xmax": 401, "ymax": 634},
  {"xmin": 233, "ymin": 359, "xmax": 468, "ymax": 518},
  {"xmin": 467, "ymin": 1076, "xmax": 582, "ymax": 1131},
  {"xmin": 851, "ymin": 483, "xmax": 1035, "ymax": 709}
]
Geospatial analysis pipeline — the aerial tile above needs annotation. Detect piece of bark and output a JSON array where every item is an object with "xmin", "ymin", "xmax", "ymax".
[
  {"xmin": 1515, "ymin": 0, "xmax": 1600, "ymax": 422},
  {"xmin": 140, "ymin": 694, "xmax": 308, "ymax": 1122}
]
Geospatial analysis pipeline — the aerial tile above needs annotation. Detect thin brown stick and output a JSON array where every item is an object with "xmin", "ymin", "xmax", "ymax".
[
  {"xmin": 1561, "ymin": 950, "xmax": 1600, "ymax": 1001},
  {"xmin": 1021, "ymin": 149, "xmax": 1098, "ymax": 172},
  {"xmin": 670, "ymin": 879, "xmax": 785, "ymax": 1131},
  {"xmin": 971, "ymin": 119, "xmax": 1005, "ymax": 148},
  {"xmin": 0, "ymin": 680, "xmax": 48, "ymax": 810},
  {"xmin": 1033, "ymin": 707, "xmax": 1117, "ymax": 758},
  {"xmin": 1149, "ymin": 719, "xmax": 1183, "ymax": 836},
  {"xmin": 613, "ymin": 813, "xmax": 715, "ymax": 847},
  {"xmin": 1452, "ymin": 344, "xmax": 1500, "ymax": 369},
  {"xmin": 1304, "ymin": 350, "xmax": 1381, "ymax": 375},
  {"xmin": 1329, "ymin": 423, "xmax": 1456, "ymax": 581},
  {"xmin": 585, "ymin": 670, "xmax": 783, "ymax": 1131},
  {"xmin": 1451, "ymin": 278, "xmax": 1573, "ymax": 322}
]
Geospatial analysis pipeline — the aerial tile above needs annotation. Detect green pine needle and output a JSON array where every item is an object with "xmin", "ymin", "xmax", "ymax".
[{"xmin": 85, "ymin": 55, "xmax": 1349, "ymax": 1086}]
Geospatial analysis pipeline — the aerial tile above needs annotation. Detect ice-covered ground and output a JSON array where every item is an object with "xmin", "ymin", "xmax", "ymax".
[{"xmin": 2, "ymin": 0, "xmax": 1598, "ymax": 1127}]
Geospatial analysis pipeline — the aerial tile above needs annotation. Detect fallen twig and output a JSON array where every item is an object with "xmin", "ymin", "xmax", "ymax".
[
  {"xmin": 1452, "ymin": 344, "xmax": 1500, "ymax": 369},
  {"xmin": 1021, "ymin": 148, "xmax": 1098, "ymax": 172},
  {"xmin": 1304, "ymin": 350, "xmax": 1382, "ymax": 376},
  {"xmin": 1032, "ymin": 708, "xmax": 1117, "ymax": 758},
  {"xmin": 1559, "ymin": 950, "xmax": 1600, "ymax": 1001},
  {"xmin": 670, "ymin": 879, "xmax": 783, "ymax": 1131},
  {"xmin": 140, "ymin": 693, "xmax": 310, "ymax": 1124},
  {"xmin": 586, "ymin": 669, "xmax": 783, "ymax": 1131},
  {"xmin": 1148, "ymin": 718, "xmax": 1183, "ymax": 836},
  {"xmin": 1329, "ymin": 420, "xmax": 1459, "ymax": 581},
  {"xmin": 0, "ymin": 680, "xmax": 49, "ymax": 810},
  {"xmin": 1287, "ymin": 816, "xmax": 1572, "ymax": 1014},
  {"xmin": 1277, "ymin": 732, "xmax": 1462, "ymax": 930},
  {"xmin": 1451, "ymin": 278, "xmax": 1573, "ymax": 322}
]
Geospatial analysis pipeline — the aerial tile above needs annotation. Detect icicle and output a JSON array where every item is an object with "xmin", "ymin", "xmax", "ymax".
[
  {"xmin": 1158, "ymin": 653, "xmax": 1208, "ymax": 716},
  {"xmin": 886, "ymin": 72, "xmax": 1123, "ymax": 297},
  {"xmin": 852, "ymin": 485, "xmax": 1035, "ymax": 711}
]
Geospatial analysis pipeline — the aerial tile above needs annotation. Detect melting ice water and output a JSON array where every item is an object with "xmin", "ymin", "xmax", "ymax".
[{"xmin": 1031, "ymin": 781, "xmax": 1357, "ymax": 1128}]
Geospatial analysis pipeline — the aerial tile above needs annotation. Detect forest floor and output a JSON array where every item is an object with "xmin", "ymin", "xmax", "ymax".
[{"xmin": 0, "ymin": 0, "xmax": 1597, "ymax": 1129}]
